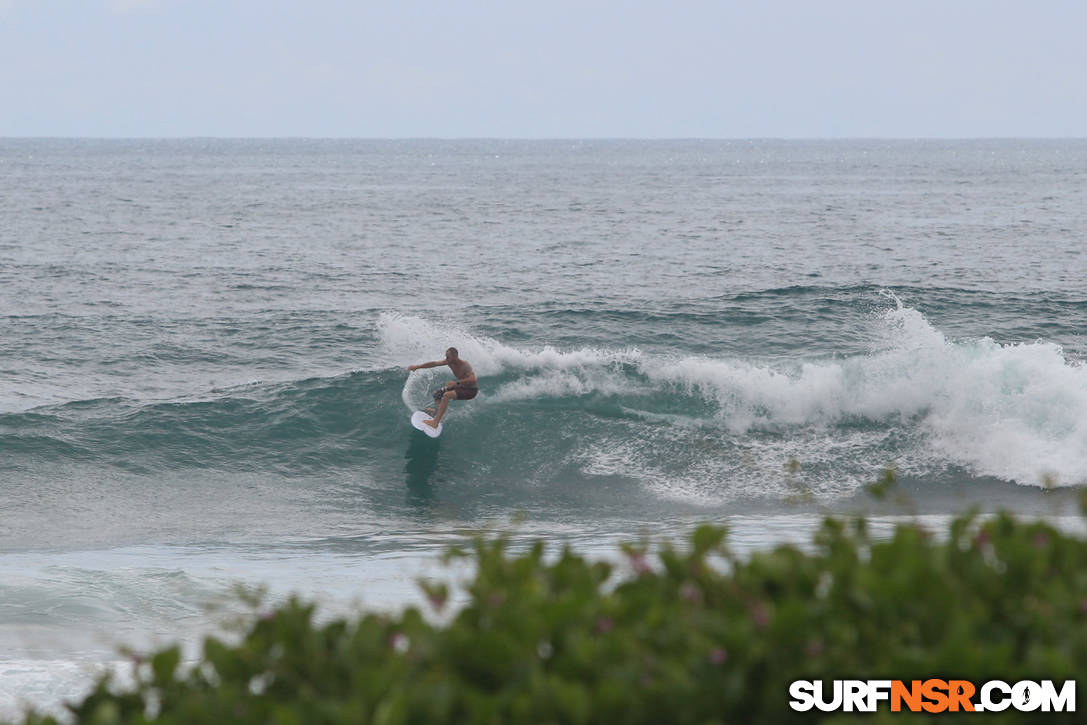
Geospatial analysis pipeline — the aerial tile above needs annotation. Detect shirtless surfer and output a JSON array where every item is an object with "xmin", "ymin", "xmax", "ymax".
[{"xmin": 407, "ymin": 347, "xmax": 478, "ymax": 428}]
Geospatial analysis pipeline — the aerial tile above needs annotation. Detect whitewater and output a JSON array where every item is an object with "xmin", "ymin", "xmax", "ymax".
[{"xmin": 2, "ymin": 139, "xmax": 1085, "ymax": 718}]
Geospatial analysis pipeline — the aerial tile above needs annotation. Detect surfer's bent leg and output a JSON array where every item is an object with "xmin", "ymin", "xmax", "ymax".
[{"xmin": 426, "ymin": 389, "xmax": 458, "ymax": 427}]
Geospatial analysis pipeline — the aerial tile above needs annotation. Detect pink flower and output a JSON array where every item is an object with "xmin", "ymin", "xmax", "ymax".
[
  {"xmin": 751, "ymin": 603, "xmax": 770, "ymax": 630},
  {"xmin": 709, "ymin": 648, "xmax": 727, "ymax": 665},
  {"xmin": 388, "ymin": 633, "xmax": 410, "ymax": 653},
  {"xmin": 628, "ymin": 552, "xmax": 652, "ymax": 575},
  {"xmin": 680, "ymin": 582, "xmax": 701, "ymax": 603}
]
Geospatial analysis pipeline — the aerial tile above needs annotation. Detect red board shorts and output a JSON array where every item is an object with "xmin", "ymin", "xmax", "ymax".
[{"xmin": 433, "ymin": 383, "xmax": 478, "ymax": 402}]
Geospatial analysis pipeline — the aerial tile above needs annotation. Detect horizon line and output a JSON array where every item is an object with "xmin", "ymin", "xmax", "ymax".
[{"xmin": 3, "ymin": 135, "xmax": 1086, "ymax": 142}]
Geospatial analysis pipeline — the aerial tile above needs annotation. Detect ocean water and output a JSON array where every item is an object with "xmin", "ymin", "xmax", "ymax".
[{"xmin": 2, "ymin": 139, "xmax": 1086, "ymax": 717}]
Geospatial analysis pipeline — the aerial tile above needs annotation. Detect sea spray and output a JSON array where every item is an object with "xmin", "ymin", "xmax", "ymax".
[{"xmin": 382, "ymin": 301, "xmax": 1087, "ymax": 490}]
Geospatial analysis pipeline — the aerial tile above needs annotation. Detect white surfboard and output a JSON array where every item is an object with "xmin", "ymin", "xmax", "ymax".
[{"xmin": 410, "ymin": 410, "xmax": 443, "ymax": 438}]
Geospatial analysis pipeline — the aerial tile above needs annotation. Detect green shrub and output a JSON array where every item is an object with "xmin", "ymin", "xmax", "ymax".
[{"xmin": 19, "ymin": 509, "xmax": 1087, "ymax": 724}]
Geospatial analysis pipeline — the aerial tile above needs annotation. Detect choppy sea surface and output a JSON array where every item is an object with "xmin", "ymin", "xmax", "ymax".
[{"xmin": 2, "ymin": 139, "xmax": 1086, "ymax": 718}]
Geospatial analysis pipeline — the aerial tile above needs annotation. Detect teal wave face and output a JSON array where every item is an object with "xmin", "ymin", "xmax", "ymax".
[{"xmin": 1, "ymin": 372, "xmax": 407, "ymax": 475}]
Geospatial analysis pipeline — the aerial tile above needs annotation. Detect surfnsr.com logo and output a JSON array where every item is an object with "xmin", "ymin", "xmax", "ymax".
[{"xmin": 789, "ymin": 679, "xmax": 1076, "ymax": 713}]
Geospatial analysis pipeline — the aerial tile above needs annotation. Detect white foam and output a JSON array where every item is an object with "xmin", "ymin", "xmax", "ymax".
[
  {"xmin": 488, "ymin": 371, "xmax": 633, "ymax": 403},
  {"xmin": 382, "ymin": 313, "xmax": 640, "ymax": 410},
  {"xmin": 645, "ymin": 300, "xmax": 1087, "ymax": 487},
  {"xmin": 379, "ymin": 313, "xmax": 640, "ymax": 378},
  {"xmin": 923, "ymin": 337, "xmax": 1087, "ymax": 486},
  {"xmin": 380, "ymin": 308, "xmax": 1087, "ymax": 488},
  {"xmin": 0, "ymin": 543, "xmax": 466, "ymax": 721},
  {"xmin": 0, "ymin": 659, "xmax": 132, "ymax": 723}
]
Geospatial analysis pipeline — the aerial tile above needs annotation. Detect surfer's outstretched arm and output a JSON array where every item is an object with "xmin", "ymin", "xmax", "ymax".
[{"xmin": 408, "ymin": 360, "xmax": 447, "ymax": 371}]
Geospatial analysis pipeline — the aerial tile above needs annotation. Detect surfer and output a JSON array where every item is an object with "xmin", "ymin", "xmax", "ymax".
[{"xmin": 408, "ymin": 347, "xmax": 478, "ymax": 428}]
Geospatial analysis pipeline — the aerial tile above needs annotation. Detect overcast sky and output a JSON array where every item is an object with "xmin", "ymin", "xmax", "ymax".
[{"xmin": 1, "ymin": 0, "xmax": 1084, "ymax": 137}]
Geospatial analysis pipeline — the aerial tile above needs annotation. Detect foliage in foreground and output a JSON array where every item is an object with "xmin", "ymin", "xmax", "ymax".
[{"xmin": 21, "ymin": 510, "xmax": 1087, "ymax": 724}]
